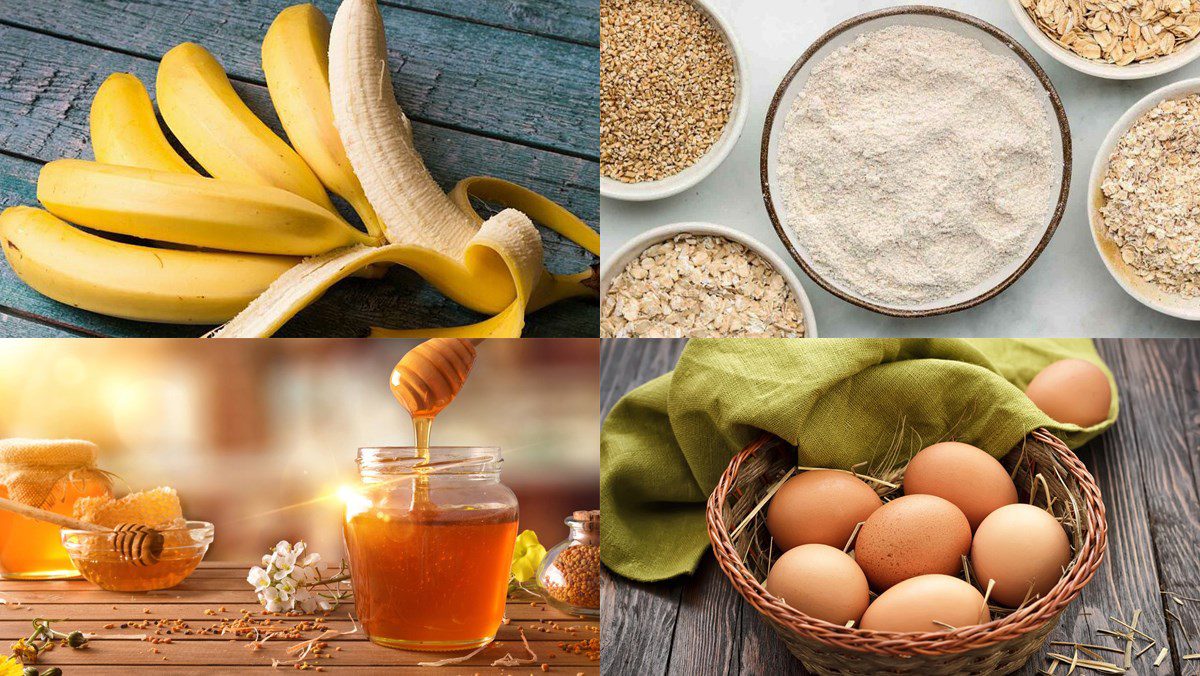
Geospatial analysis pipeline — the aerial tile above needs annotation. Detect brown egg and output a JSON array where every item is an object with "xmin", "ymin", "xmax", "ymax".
[
  {"xmin": 903, "ymin": 442, "xmax": 1018, "ymax": 530},
  {"xmin": 970, "ymin": 503, "xmax": 1071, "ymax": 607},
  {"xmin": 854, "ymin": 494, "xmax": 972, "ymax": 590},
  {"xmin": 860, "ymin": 574, "xmax": 990, "ymax": 633},
  {"xmin": 766, "ymin": 470, "xmax": 883, "ymax": 551},
  {"xmin": 764, "ymin": 544, "xmax": 870, "ymax": 625},
  {"xmin": 1025, "ymin": 359, "xmax": 1112, "ymax": 427}
]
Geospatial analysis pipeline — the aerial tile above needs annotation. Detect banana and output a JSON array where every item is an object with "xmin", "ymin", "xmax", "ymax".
[
  {"xmin": 213, "ymin": 0, "xmax": 553, "ymax": 337},
  {"xmin": 328, "ymin": 0, "xmax": 481, "ymax": 256},
  {"xmin": 156, "ymin": 42, "xmax": 339, "ymax": 214},
  {"xmin": 90, "ymin": 73, "xmax": 197, "ymax": 174},
  {"xmin": 0, "ymin": 206, "xmax": 297, "ymax": 324},
  {"xmin": 263, "ymin": 4, "xmax": 384, "ymax": 239},
  {"xmin": 37, "ymin": 159, "xmax": 376, "ymax": 256}
]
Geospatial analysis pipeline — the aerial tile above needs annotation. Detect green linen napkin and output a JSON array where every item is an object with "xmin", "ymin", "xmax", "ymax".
[{"xmin": 600, "ymin": 338, "xmax": 1118, "ymax": 583}]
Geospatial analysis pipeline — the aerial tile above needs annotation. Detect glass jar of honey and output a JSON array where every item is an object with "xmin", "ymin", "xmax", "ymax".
[
  {"xmin": 343, "ymin": 446, "xmax": 518, "ymax": 651},
  {"xmin": 0, "ymin": 439, "xmax": 112, "ymax": 580}
]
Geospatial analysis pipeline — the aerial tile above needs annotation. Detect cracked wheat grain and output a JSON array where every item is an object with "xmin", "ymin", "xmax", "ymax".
[{"xmin": 600, "ymin": 0, "xmax": 735, "ymax": 183}]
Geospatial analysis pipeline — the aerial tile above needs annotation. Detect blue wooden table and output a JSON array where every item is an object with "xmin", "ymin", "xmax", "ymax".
[{"xmin": 0, "ymin": 0, "xmax": 599, "ymax": 337}]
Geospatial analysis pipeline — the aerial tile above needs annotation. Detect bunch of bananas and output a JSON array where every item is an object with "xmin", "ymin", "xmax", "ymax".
[{"xmin": 0, "ymin": 1, "xmax": 598, "ymax": 336}]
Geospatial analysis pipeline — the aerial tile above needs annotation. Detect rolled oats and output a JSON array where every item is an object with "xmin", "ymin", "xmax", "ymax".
[
  {"xmin": 600, "ymin": 234, "xmax": 807, "ymax": 338},
  {"xmin": 1021, "ymin": 0, "xmax": 1200, "ymax": 65},
  {"xmin": 1100, "ymin": 94, "xmax": 1200, "ymax": 297}
]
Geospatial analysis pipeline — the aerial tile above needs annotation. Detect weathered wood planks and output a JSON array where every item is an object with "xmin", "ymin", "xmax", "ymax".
[
  {"xmin": 1, "ymin": 0, "xmax": 598, "ymax": 157},
  {"xmin": 388, "ymin": 0, "xmax": 600, "ymax": 45},
  {"xmin": 0, "ymin": 562, "xmax": 602, "ymax": 672}
]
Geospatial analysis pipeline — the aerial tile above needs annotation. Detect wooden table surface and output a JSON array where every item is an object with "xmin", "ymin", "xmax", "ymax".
[
  {"xmin": 0, "ymin": 561, "xmax": 600, "ymax": 674},
  {"xmin": 599, "ymin": 339, "xmax": 1200, "ymax": 676},
  {"xmin": 0, "ymin": 0, "xmax": 598, "ymax": 337}
]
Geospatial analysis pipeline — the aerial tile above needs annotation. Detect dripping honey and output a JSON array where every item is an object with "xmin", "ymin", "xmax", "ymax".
[
  {"xmin": 348, "ymin": 340, "xmax": 516, "ymax": 650},
  {"xmin": 344, "ymin": 503, "xmax": 517, "ymax": 651},
  {"xmin": 0, "ymin": 480, "xmax": 109, "ymax": 580}
]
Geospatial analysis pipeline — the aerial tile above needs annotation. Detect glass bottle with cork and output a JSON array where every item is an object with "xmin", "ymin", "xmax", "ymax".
[{"xmin": 539, "ymin": 509, "xmax": 601, "ymax": 616}]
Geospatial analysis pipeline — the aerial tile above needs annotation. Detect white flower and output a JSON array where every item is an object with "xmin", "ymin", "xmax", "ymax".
[
  {"xmin": 247, "ymin": 540, "xmax": 344, "ymax": 615},
  {"xmin": 247, "ymin": 566, "xmax": 270, "ymax": 590}
]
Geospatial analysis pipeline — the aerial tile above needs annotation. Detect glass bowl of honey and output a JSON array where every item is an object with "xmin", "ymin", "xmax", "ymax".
[{"xmin": 61, "ymin": 521, "xmax": 214, "ymax": 592}]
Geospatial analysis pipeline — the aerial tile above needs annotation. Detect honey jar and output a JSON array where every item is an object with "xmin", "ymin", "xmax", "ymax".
[
  {"xmin": 343, "ymin": 446, "xmax": 518, "ymax": 651},
  {"xmin": 0, "ymin": 439, "xmax": 112, "ymax": 580},
  {"xmin": 538, "ymin": 510, "xmax": 600, "ymax": 616}
]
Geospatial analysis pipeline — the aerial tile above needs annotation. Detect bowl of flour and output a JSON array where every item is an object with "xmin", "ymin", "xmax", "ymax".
[{"xmin": 760, "ymin": 7, "xmax": 1071, "ymax": 317}]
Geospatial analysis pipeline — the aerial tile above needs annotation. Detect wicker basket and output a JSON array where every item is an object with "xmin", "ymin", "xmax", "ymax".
[{"xmin": 706, "ymin": 429, "xmax": 1107, "ymax": 675}]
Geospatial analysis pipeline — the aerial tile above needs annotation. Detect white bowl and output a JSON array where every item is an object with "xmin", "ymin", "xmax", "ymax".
[
  {"xmin": 1088, "ymin": 78, "xmax": 1200, "ymax": 320},
  {"xmin": 761, "ymin": 6, "xmax": 1070, "ymax": 317},
  {"xmin": 600, "ymin": 222, "xmax": 818, "ymax": 336},
  {"xmin": 1007, "ymin": 0, "xmax": 1200, "ymax": 80},
  {"xmin": 599, "ymin": 0, "xmax": 749, "ymax": 201}
]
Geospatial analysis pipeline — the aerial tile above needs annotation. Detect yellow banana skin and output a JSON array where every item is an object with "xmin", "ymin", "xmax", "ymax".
[
  {"xmin": 263, "ymin": 4, "xmax": 384, "ymax": 239},
  {"xmin": 90, "ymin": 73, "xmax": 196, "ymax": 174},
  {"xmin": 156, "ymin": 42, "xmax": 339, "ymax": 213},
  {"xmin": 0, "ymin": 206, "xmax": 297, "ymax": 324},
  {"xmin": 37, "ymin": 159, "xmax": 375, "ymax": 256}
]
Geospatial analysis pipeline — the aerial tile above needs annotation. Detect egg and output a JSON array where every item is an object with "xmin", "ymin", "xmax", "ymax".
[
  {"xmin": 766, "ymin": 470, "xmax": 883, "ymax": 551},
  {"xmin": 1025, "ymin": 359, "xmax": 1112, "ymax": 427},
  {"xmin": 854, "ymin": 494, "xmax": 972, "ymax": 590},
  {"xmin": 903, "ymin": 442, "xmax": 1018, "ymax": 530},
  {"xmin": 970, "ymin": 503, "xmax": 1071, "ymax": 607},
  {"xmin": 764, "ymin": 544, "xmax": 870, "ymax": 625},
  {"xmin": 860, "ymin": 574, "xmax": 990, "ymax": 633}
]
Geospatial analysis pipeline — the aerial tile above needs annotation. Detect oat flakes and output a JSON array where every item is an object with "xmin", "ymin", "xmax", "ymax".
[
  {"xmin": 1021, "ymin": 0, "xmax": 1200, "ymax": 65},
  {"xmin": 600, "ymin": 234, "xmax": 806, "ymax": 338},
  {"xmin": 1100, "ymin": 94, "xmax": 1200, "ymax": 297}
]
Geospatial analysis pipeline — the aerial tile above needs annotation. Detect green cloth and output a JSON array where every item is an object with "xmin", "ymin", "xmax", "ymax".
[{"xmin": 600, "ymin": 339, "xmax": 1118, "ymax": 583}]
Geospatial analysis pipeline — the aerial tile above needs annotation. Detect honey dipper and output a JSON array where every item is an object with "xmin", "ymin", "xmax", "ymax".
[
  {"xmin": 390, "ymin": 338, "xmax": 483, "ymax": 418},
  {"xmin": 0, "ymin": 496, "xmax": 164, "ymax": 566}
]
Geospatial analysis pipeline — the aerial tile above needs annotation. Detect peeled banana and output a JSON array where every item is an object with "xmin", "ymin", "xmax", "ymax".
[
  {"xmin": 90, "ymin": 73, "xmax": 196, "ymax": 174},
  {"xmin": 328, "ymin": 0, "xmax": 479, "ymax": 256},
  {"xmin": 0, "ymin": 207, "xmax": 297, "ymax": 324},
  {"xmin": 263, "ymin": 4, "xmax": 384, "ymax": 240},
  {"xmin": 157, "ymin": 42, "xmax": 340, "ymax": 214},
  {"xmin": 37, "ymin": 159, "xmax": 376, "ymax": 256}
]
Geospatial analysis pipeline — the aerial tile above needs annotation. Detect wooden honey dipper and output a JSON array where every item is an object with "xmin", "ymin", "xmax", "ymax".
[
  {"xmin": 0, "ymin": 496, "xmax": 164, "ymax": 566},
  {"xmin": 389, "ymin": 338, "xmax": 483, "ymax": 418}
]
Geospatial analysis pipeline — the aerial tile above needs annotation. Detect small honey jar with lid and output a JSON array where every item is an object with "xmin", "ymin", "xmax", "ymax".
[
  {"xmin": 538, "ymin": 509, "xmax": 601, "ymax": 616},
  {"xmin": 0, "ymin": 439, "xmax": 112, "ymax": 579}
]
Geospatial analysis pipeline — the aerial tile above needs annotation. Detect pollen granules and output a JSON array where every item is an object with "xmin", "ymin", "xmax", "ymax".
[{"xmin": 544, "ymin": 544, "xmax": 601, "ymax": 609}]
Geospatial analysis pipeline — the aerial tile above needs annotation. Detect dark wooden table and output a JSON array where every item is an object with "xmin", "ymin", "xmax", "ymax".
[
  {"xmin": 0, "ymin": 561, "xmax": 600, "ymax": 674},
  {"xmin": 600, "ymin": 339, "xmax": 1200, "ymax": 676},
  {"xmin": 0, "ymin": 0, "xmax": 598, "ymax": 337}
]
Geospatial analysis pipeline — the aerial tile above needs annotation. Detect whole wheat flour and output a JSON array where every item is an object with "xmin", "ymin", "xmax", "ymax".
[{"xmin": 777, "ymin": 25, "xmax": 1059, "ymax": 307}]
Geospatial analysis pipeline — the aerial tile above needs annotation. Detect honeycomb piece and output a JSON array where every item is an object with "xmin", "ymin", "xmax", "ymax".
[{"xmin": 74, "ymin": 486, "xmax": 183, "ymax": 529}]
